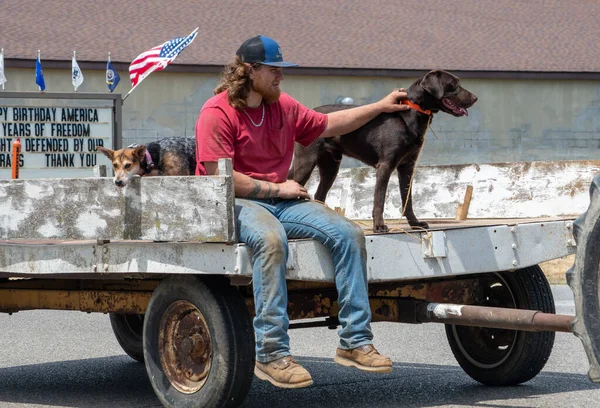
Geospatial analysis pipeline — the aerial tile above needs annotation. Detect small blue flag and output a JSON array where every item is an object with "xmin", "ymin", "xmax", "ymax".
[
  {"xmin": 106, "ymin": 59, "xmax": 120, "ymax": 92},
  {"xmin": 35, "ymin": 56, "xmax": 45, "ymax": 91}
]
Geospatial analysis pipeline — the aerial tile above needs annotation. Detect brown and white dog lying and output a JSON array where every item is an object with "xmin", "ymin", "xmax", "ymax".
[{"xmin": 97, "ymin": 137, "xmax": 196, "ymax": 187}]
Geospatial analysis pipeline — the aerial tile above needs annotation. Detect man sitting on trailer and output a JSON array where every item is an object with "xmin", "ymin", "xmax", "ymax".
[{"xmin": 195, "ymin": 35, "xmax": 409, "ymax": 389}]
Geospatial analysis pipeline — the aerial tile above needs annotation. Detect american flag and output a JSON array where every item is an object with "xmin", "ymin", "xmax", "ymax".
[{"xmin": 129, "ymin": 29, "xmax": 198, "ymax": 89}]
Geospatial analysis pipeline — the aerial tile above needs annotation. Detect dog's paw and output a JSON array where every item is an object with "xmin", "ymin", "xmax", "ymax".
[
  {"xmin": 409, "ymin": 220, "xmax": 429, "ymax": 230},
  {"xmin": 373, "ymin": 224, "xmax": 389, "ymax": 233}
]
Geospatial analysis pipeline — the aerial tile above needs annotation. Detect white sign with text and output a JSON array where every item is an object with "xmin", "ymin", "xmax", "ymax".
[{"xmin": 0, "ymin": 105, "xmax": 113, "ymax": 179}]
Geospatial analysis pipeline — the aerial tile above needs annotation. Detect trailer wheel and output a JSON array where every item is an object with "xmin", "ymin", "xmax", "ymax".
[
  {"xmin": 445, "ymin": 266, "xmax": 555, "ymax": 385},
  {"xmin": 109, "ymin": 313, "xmax": 145, "ymax": 362},
  {"xmin": 143, "ymin": 276, "xmax": 255, "ymax": 408}
]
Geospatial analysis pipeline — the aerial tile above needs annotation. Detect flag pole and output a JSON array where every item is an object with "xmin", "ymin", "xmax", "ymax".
[
  {"xmin": 37, "ymin": 50, "xmax": 41, "ymax": 92},
  {"xmin": 73, "ymin": 51, "xmax": 77, "ymax": 92},
  {"xmin": 122, "ymin": 27, "xmax": 199, "ymax": 103},
  {"xmin": 1, "ymin": 48, "xmax": 4, "ymax": 90},
  {"xmin": 107, "ymin": 51, "xmax": 111, "ymax": 94},
  {"xmin": 122, "ymin": 63, "xmax": 162, "ymax": 102}
]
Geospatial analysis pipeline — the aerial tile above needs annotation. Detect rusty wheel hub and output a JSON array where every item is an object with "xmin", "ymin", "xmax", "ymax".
[{"xmin": 159, "ymin": 300, "xmax": 212, "ymax": 393}]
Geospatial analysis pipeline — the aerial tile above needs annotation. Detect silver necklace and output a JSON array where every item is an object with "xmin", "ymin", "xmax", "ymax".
[{"xmin": 243, "ymin": 103, "xmax": 265, "ymax": 127}]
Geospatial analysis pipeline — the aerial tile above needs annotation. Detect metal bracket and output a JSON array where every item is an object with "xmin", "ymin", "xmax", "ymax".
[
  {"xmin": 93, "ymin": 239, "xmax": 111, "ymax": 273},
  {"xmin": 234, "ymin": 244, "xmax": 252, "ymax": 276},
  {"xmin": 422, "ymin": 231, "xmax": 447, "ymax": 259},
  {"xmin": 566, "ymin": 222, "xmax": 577, "ymax": 247}
]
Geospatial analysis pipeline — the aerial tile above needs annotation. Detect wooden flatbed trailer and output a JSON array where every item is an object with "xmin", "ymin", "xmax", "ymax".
[{"xmin": 0, "ymin": 159, "xmax": 598, "ymax": 408}]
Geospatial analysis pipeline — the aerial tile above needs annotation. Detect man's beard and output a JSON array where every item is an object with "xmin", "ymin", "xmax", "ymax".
[{"xmin": 252, "ymin": 81, "xmax": 281, "ymax": 104}]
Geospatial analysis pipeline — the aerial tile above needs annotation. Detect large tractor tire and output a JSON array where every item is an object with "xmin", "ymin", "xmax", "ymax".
[{"xmin": 567, "ymin": 174, "xmax": 600, "ymax": 383}]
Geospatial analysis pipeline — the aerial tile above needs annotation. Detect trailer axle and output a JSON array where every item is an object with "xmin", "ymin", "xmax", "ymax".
[{"xmin": 418, "ymin": 302, "xmax": 575, "ymax": 333}]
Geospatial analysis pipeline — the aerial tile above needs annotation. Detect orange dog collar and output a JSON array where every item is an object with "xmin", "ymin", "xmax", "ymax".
[{"xmin": 401, "ymin": 100, "xmax": 431, "ymax": 115}]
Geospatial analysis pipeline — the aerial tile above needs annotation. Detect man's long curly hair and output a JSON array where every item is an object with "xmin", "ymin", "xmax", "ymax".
[{"xmin": 214, "ymin": 57, "xmax": 261, "ymax": 109}]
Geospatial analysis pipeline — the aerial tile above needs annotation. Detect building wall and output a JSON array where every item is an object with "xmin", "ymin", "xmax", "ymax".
[{"xmin": 2, "ymin": 66, "xmax": 600, "ymax": 166}]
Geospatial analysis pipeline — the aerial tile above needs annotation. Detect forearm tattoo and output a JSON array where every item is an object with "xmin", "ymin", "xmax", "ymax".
[
  {"xmin": 247, "ymin": 180, "xmax": 281, "ymax": 199},
  {"xmin": 248, "ymin": 180, "xmax": 262, "ymax": 198},
  {"xmin": 263, "ymin": 183, "xmax": 280, "ymax": 199}
]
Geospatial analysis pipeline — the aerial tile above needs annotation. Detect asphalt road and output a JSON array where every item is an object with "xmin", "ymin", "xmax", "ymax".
[{"xmin": 0, "ymin": 286, "xmax": 597, "ymax": 408}]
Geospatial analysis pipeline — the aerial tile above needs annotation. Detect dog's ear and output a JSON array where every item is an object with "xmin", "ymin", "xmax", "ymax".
[
  {"xmin": 134, "ymin": 145, "xmax": 147, "ymax": 161},
  {"xmin": 96, "ymin": 146, "xmax": 114, "ymax": 160},
  {"xmin": 420, "ymin": 70, "xmax": 445, "ymax": 99}
]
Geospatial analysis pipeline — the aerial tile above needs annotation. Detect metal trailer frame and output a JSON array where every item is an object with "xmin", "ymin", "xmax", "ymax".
[
  {"xmin": 0, "ymin": 159, "xmax": 591, "ymax": 408},
  {"xmin": 0, "ymin": 217, "xmax": 576, "ymax": 282}
]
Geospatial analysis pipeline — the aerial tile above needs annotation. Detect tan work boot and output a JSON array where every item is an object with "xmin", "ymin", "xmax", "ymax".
[
  {"xmin": 255, "ymin": 356, "xmax": 314, "ymax": 389},
  {"xmin": 334, "ymin": 344, "xmax": 393, "ymax": 373}
]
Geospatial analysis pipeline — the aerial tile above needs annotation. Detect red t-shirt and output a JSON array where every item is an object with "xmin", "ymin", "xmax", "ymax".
[{"xmin": 195, "ymin": 91, "xmax": 328, "ymax": 182}]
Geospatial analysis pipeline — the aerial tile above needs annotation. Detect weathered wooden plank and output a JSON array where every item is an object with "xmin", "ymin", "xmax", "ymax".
[
  {"xmin": 0, "ymin": 174, "xmax": 235, "ymax": 242},
  {"xmin": 455, "ymin": 185, "xmax": 473, "ymax": 220},
  {"xmin": 305, "ymin": 160, "xmax": 600, "ymax": 220}
]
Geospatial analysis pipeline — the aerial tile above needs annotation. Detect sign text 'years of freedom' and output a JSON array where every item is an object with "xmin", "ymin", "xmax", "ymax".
[{"xmin": 0, "ymin": 106, "xmax": 112, "ymax": 169}]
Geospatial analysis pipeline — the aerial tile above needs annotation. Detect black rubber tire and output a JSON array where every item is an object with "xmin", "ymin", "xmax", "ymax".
[
  {"xmin": 109, "ymin": 313, "xmax": 145, "ymax": 363},
  {"xmin": 567, "ymin": 175, "xmax": 600, "ymax": 382},
  {"xmin": 445, "ymin": 266, "xmax": 555, "ymax": 385},
  {"xmin": 143, "ymin": 276, "xmax": 255, "ymax": 408}
]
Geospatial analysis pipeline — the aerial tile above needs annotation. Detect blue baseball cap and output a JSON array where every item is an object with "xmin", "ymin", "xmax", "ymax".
[{"xmin": 236, "ymin": 35, "xmax": 298, "ymax": 67}]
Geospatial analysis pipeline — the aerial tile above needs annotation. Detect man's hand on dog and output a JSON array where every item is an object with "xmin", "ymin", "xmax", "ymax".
[
  {"xmin": 279, "ymin": 180, "xmax": 311, "ymax": 200},
  {"xmin": 378, "ymin": 89, "xmax": 411, "ymax": 113}
]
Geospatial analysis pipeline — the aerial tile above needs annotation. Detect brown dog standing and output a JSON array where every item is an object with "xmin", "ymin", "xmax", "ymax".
[{"xmin": 290, "ymin": 70, "xmax": 478, "ymax": 232}]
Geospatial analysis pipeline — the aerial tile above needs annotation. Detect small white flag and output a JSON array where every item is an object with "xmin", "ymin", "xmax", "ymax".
[
  {"xmin": 0, "ymin": 50, "xmax": 7, "ymax": 87},
  {"xmin": 72, "ymin": 51, "xmax": 84, "ymax": 91}
]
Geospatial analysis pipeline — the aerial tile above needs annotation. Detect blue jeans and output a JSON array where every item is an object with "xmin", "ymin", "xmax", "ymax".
[{"xmin": 235, "ymin": 198, "xmax": 373, "ymax": 363}]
